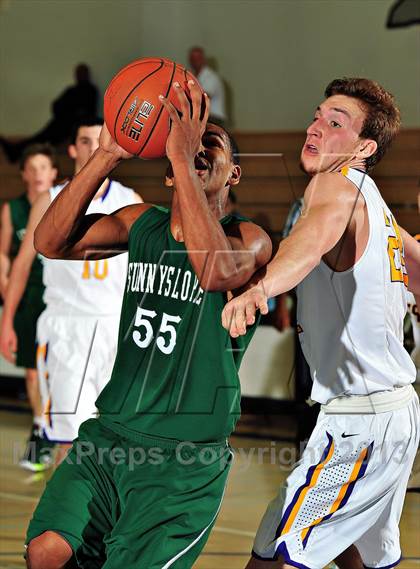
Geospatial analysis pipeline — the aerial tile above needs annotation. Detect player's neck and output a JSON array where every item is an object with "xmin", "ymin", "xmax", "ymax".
[
  {"xmin": 26, "ymin": 186, "xmax": 46, "ymax": 205},
  {"xmin": 170, "ymin": 193, "xmax": 228, "ymax": 242},
  {"xmin": 329, "ymin": 156, "xmax": 366, "ymax": 174}
]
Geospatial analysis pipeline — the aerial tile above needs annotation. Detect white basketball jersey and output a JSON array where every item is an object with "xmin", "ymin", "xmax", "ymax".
[
  {"xmin": 297, "ymin": 168, "xmax": 416, "ymax": 403},
  {"xmin": 43, "ymin": 181, "xmax": 138, "ymax": 316}
]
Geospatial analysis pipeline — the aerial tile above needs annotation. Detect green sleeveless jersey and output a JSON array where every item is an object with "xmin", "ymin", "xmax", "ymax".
[
  {"xmin": 97, "ymin": 206, "xmax": 258, "ymax": 442},
  {"xmin": 9, "ymin": 194, "xmax": 44, "ymax": 289}
]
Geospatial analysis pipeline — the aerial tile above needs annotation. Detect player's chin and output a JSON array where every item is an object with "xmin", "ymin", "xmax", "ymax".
[
  {"xmin": 300, "ymin": 156, "xmax": 322, "ymax": 176},
  {"xmin": 196, "ymin": 170, "xmax": 211, "ymax": 189}
]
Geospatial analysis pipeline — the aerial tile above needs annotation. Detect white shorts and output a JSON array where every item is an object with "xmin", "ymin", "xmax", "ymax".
[
  {"xmin": 36, "ymin": 310, "xmax": 120, "ymax": 443},
  {"xmin": 252, "ymin": 386, "xmax": 419, "ymax": 569}
]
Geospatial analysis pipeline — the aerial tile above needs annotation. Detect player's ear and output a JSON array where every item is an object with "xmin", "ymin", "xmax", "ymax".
[
  {"xmin": 227, "ymin": 165, "xmax": 241, "ymax": 187},
  {"xmin": 358, "ymin": 139, "xmax": 377, "ymax": 160},
  {"xmin": 68, "ymin": 144, "xmax": 77, "ymax": 160},
  {"xmin": 165, "ymin": 176, "xmax": 174, "ymax": 188}
]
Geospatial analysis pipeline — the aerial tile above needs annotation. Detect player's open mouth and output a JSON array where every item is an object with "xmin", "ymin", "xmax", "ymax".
[
  {"xmin": 304, "ymin": 143, "xmax": 318, "ymax": 155},
  {"xmin": 194, "ymin": 156, "xmax": 210, "ymax": 175}
]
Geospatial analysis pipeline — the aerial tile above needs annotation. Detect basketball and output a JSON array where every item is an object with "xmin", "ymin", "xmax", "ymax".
[{"xmin": 104, "ymin": 57, "xmax": 203, "ymax": 159}]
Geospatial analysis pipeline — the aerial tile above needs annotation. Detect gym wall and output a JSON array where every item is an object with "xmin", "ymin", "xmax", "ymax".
[{"xmin": 0, "ymin": 0, "xmax": 419, "ymax": 134}]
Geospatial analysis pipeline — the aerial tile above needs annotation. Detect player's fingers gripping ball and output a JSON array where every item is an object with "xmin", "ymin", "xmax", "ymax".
[{"xmin": 104, "ymin": 57, "xmax": 204, "ymax": 159}]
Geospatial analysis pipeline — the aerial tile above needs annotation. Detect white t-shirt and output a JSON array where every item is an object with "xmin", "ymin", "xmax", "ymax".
[
  {"xmin": 297, "ymin": 168, "xmax": 416, "ymax": 403},
  {"xmin": 42, "ymin": 181, "xmax": 138, "ymax": 316},
  {"xmin": 197, "ymin": 66, "xmax": 226, "ymax": 121}
]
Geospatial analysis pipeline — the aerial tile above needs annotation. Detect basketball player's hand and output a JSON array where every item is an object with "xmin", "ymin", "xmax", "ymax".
[
  {"xmin": 99, "ymin": 123, "xmax": 134, "ymax": 162},
  {"xmin": 159, "ymin": 80, "xmax": 210, "ymax": 163},
  {"xmin": 222, "ymin": 285, "xmax": 269, "ymax": 338},
  {"xmin": 0, "ymin": 319, "xmax": 17, "ymax": 363}
]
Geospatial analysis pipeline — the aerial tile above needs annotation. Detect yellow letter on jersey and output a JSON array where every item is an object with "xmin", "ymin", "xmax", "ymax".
[
  {"xmin": 386, "ymin": 214, "xmax": 408, "ymax": 287},
  {"xmin": 82, "ymin": 260, "xmax": 109, "ymax": 280}
]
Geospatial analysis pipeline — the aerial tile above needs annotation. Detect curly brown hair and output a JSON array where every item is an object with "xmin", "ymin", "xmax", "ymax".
[{"xmin": 325, "ymin": 78, "xmax": 401, "ymax": 172}]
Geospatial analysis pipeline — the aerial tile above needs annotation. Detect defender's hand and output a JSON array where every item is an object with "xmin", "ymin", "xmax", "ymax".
[
  {"xmin": 159, "ymin": 80, "xmax": 209, "ymax": 163},
  {"xmin": 0, "ymin": 319, "xmax": 17, "ymax": 363},
  {"xmin": 99, "ymin": 123, "xmax": 134, "ymax": 162},
  {"xmin": 222, "ymin": 285, "xmax": 269, "ymax": 338}
]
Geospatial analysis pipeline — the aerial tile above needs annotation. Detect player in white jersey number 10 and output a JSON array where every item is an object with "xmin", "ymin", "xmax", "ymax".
[
  {"xmin": 223, "ymin": 78, "xmax": 420, "ymax": 569},
  {"xmin": 1, "ymin": 117, "xmax": 142, "ymax": 467}
]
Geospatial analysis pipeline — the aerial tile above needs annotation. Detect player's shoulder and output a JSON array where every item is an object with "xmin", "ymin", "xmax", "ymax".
[
  {"xmin": 7, "ymin": 193, "xmax": 25, "ymax": 207},
  {"xmin": 225, "ymin": 216, "xmax": 272, "ymax": 254},
  {"xmin": 305, "ymin": 170, "xmax": 360, "ymax": 205},
  {"xmin": 1, "ymin": 200, "xmax": 11, "ymax": 224},
  {"xmin": 116, "ymin": 203, "xmax": 158, "ymax": 229},
  {"xmin": 308, "ymin": 170, "xmax": 353, "ymax": 189},
  {"xmin": 229, "ymin": 217, "xmax": 269, "ymax": 238}
]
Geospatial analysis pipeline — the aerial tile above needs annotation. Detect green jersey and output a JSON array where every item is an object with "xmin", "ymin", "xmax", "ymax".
[
  {"xmin": 9, "ymin": 194, "xmax": 44, "ymax": 289},
  {"xmin": 97, "ymin": 206, "xmax": 258, "ymax": 442}
]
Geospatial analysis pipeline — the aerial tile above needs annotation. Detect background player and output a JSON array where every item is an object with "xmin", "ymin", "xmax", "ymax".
[
  {"xmin": 222, "ymin": 77, "xmax": 420, "ymax": 569},
  {"xmin": 25, "ymin": 81, "xmax": 272, "ymax": 568},
  {"xmin": 0, "ymin": 144, "xmax": 57, "ymax": 471},
  {"xmin": 1, "ymin": 117, "xmax": 141, "ymax": 467}
]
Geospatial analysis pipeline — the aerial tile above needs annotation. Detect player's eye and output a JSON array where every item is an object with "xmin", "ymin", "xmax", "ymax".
[
  {"xmin": 203, "ymin": 138, "xmax": 217, "ymax": 148},
  {"xmin": 331, "ymin": 120, "xmax": 341, "ymax": 128}
]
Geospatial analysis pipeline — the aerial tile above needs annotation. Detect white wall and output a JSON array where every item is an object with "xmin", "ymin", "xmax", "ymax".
[{"xmin": 1, "ymin": 0, "xmax": 419, "ymax": 134}]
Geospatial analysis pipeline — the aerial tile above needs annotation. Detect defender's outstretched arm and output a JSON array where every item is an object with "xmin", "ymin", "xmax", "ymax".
[{"xmin": 222, "ymin": 173, "xmax": 362, "ymax": 336}]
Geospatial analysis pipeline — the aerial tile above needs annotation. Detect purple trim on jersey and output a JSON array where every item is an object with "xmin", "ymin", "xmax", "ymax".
[
  {"xmin": 275, "ymin": 432, "xmax": 334, "ymax": 538},
  {"xmin": 301, "ymin": 441, "xmax": 374, "ymax": 550},
  {"xmin": 277, "ymin": 543, "xmax": 312, "ymax": 569},
  {"xmin": 252, "ymin": 545, "xmax": 312, "ymax": 569},
  {"xmin": 363, "ymin": 556, "xmax": 401, "ymax": 569},
  {"xmin": 301, "ymin": 525, "xmax": 315, "ymax": 550},
  {"xmin": 101, "ymin": 180, "xmax": 112, "ymax": 202},
  {"xmin": 336, "ymin": 440, "xmax": 373, "ymax": 508}
]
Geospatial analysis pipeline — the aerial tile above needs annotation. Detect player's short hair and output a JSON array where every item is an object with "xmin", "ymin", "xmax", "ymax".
[
  {"xmin": 165, "ymin": 124, "xmax": 240, "ymax": 180},
  {"xmin": 325, "ymin": 78, "xmax": 400, "ymax": 172},
  {"xmin": 19, "ymin": 143, "xmax": 57, "ymax": 171},
  {"xmin": 70, "ymin": 116, "xmax": 103, "ymax": 144}
]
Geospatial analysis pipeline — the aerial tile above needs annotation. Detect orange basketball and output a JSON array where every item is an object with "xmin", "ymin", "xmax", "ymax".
[{"xmin": 104, "ymin": 57, "xmax": 203, "ymax": 159}]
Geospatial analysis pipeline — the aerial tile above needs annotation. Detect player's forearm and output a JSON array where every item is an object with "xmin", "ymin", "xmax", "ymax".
[
  {"xmin": 1, "ymin": 257, "xmax": 32, "ymax": 324},
  {"xmin": 0, "ymin": 254, "xmax": 10, "ymax": 299},
  {"xmin": 172, "ymin": 159, "xmax": 238, "ymax": 288},
  {"xmin": 0, "ymin": 253, "xmax": 10, "ymax": 281},
  {"xmin": 258, "ymin": 237, "xmax": 321, "ymax": 298},
  {"xmin": 34, "ymin": 149, "xmax": 120, "ymax": 257}
]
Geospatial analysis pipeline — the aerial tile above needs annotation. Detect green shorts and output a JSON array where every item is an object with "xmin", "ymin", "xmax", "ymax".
[
  {"xmin": 26, "ymin": 418, "xmax": 233, "ymax": 568},
  {"xmin": 14, "ymin": 284, "xmax": 45, "ymax": 369}
]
